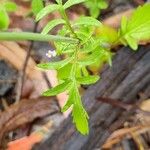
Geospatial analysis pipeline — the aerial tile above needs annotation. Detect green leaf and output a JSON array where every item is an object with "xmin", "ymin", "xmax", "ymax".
[
  {"xmin": 125, "ymin": 35, "xmax": 138, "ymax": 50},
  {"xmin": 78, "ymin": 48, "xmax": 104, "ymax": 66},
  {"xmin": 42, "ymin": 80, "xmax": 71, "ymax": 96},
  {"xmin": 120, "ymin": 16, "xmax": 128, "ymax": 34},
  {"xmin": 89, "ymin": 7, "xmax": 100, "ymax": 18},
  {"xmin": 72, "ymin": 104, "xmax": 89, "ymax": 135},
  {"xmin": 73, "ymin": 16, "xmax": 101, "ymax": 27},
  {"xmin": 98, "ymin": 0, "xmax": 108, "ymax": 9},
  {"xmin": 63, "ymin": 0, "xmax": 86, "ymax": 9},
  {"xmin": 77, "ymin": 75, "xmax": 100, "ymax": 85},
  {"xmin": 37, "ymin": 56, "xmax": 73, "ymax": 70},
  {"xmin": 0, "ymin": 9, "xmax": 9, "ymax": 30},
  {"xmin": 32, "ymin": 0, "xmax": 44, "ymax": 16},
  {"xmin": 4, "ymin": 1, "xmax": 17, "ymax": 12},
  {"xmin": 61, "ymin": 88, "xmax": 74, "ymax": 112},
  {"xmin": 57, "ymin": 63, "xmax": 72, "ymax": 80},
  {"xmin": 120, "ymin": 4, "xmax": 150, "ymax": 50},
  {"xmin": 95, "ymin": 25, "xmax": 119, "ymax": 46},
  {"xmin": 36, "ymin": 4, "xmax": 60, "ymax": 21},
  {"xmin": 42, "ymin": 19, "xmax": 65, "ymax": 35},
  {"xmin": 56, "ymin": 0, "xmax": 62, "ymax": 5},
  {"xmin": 70, "ymin": 86, "xmax": 89, "ymax": 135}
]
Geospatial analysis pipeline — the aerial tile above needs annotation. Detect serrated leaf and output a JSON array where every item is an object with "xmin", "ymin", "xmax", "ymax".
[
  {"xmin": 37, "ymin": 56, "xmax": 73, "ymax": 70},
  {"xmin": 42, "ymin": 19, "xmax": 65, "ymax": 35},
  {"xmin": 70, "ymin": 86, "xmax": 89, "ymax": 135},
  {"xmin": 120, "ymin": 4, "xmax": 150, "ymax": 50},
  {"xmin": 42, "ymin": 80, "xmax": 71, "ymax": 96},
  {"xmin": 77, "ymin": 75, "xmax": 100, "ymax": 85},
  {"xmin": 72, "ymin": 104, "xmax": 89, "ymax": 135},
  {"xmin": 36, "ymin": 4, "xmax": 60, "ymax": 21},
  {"xmin": 73, "ymin": 16, "xmax": 101, "ymax": 27},
  {"xmin": 63, "ymin": 0, "xmax": 86, "ymax": 9},
  {"xmin": 0, "ymin": 9, "xmax": 9, "ymax": 30},
  {"xmin": 32, "ymin": 0, "xmax": 44, "ymax": 16},
  {"xmin": 4, "ymin": 1, "xmax": 17, "ymax": 12}
]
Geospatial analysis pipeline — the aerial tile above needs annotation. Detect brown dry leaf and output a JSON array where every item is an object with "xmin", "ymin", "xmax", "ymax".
[
  {"xmin": 137, "ymin": 99, "xmax": 150, "ymax": 124},
  {"xmin": 0, "ymin": 98, "xmax": 56, "ymax": 144},
  {"xmin": 102, "ymin": 125, "xmax": 150, "ymax": 149}
]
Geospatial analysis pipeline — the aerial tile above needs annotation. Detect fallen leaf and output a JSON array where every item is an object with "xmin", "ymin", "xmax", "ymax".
[{"xmin": 0, "ymin": 98, "xmax": 57, "ymax": 144}]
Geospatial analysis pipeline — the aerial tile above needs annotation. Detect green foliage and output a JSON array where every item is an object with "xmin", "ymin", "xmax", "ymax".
[
  {"xmin": 0, "ymin": 0, "xmax": 149, "ymax": 136},
  {"xmin": 37, "ymin": 57, "xmax": 73, "ymax": 70},
  {"xmin": 77, "ymin": 75, "xmax": 100, "ymax": 85},
  {"xmin": 0, "ymin": 0, "xmax": 17, "ymax": 30},
  {"xmin": 84, "ymin": 0, "xmax": 108, "ymax": 18},
  {"xmin": 42, "ymin": 19, "xmax": 66, "ymax": 34},
  {"xmin": 43, "ymin": 80, "xmax": 71, "ymax": 96},
  {"xmin": 36, "ymin": 4, "xmax": 60, "ymax": 21},
  {"xmin": 31, "ymin": 0, "xmax": 44, "ymax": 16},
  {"xmin": 37, "ymin": 0, "xmax": 113, "ymax": 135},
  {"xmin": 63, "ymin": 0, "xmax": 86, "ymax": 9},
  {"xmin": 120, "ymin": 3, "xmax": 150, "ymax": 50},
  {"xmin": 37, "ymin": 1, "xmax": 150, "ymax": 135}
]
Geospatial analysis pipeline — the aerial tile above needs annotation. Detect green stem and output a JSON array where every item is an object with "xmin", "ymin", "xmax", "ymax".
[
  {"xmin": 0, "ymin": 32, "xmax": 78, "ymax": 43},
  {"xmin": 60, "ymin": 7, "xmax": 78, "ymax": 39}
]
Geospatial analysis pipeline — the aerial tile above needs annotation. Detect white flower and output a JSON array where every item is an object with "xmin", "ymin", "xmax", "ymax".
[{"xmin": 46, "ymin": 50, "xmax": 56, "ymax": 58}]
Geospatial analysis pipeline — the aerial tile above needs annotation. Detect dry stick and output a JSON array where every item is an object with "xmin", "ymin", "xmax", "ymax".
[
  {"xmin": 97, "ymin": 97, "xmax": 150, "ymax": 117},
  {"xmin": 96, "ymin": 97, "xmax": 150, "ymax": 148},
  {"xmin": 15, "ymin": 23, "xmax": 39, "ymax": 103}
]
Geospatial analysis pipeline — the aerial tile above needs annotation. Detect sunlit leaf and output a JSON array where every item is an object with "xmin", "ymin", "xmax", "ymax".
[
  {"xmin": 32, "ymin": 0, "xmax": 44, "ymax": 16},
  {"xmin": 37, "ymin": 56, "xmax": 73, "ymax": 70},
  {"xmin": 43, "ymin": 80, "xmax": 71, "ymax": 96},
  {"xmin": 63, "ymin": 0, "xmax": 86, "ymax": 9},
  {"xmin": 36, "ymin": 4, "xmax": 60, "ymax": 21},
  {"xmin": 42, "ymin": 19, "xmax": 65, "ymax": 35},
  {"xmin": 77, "ymin": 75, "xmax": 100, "ymax": 85}
]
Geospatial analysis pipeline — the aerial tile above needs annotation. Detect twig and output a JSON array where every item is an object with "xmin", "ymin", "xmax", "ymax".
[
  {"xmin": 15, "ymin": 23, "xmax": 39, "ymax": 103},
  {"xmin": 97, "ymin": 98, "xmax": 150, "ymax": 135},
  {"xmin": 97, "ymin": 97, "xmax": 150, "ymax": 116}
]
